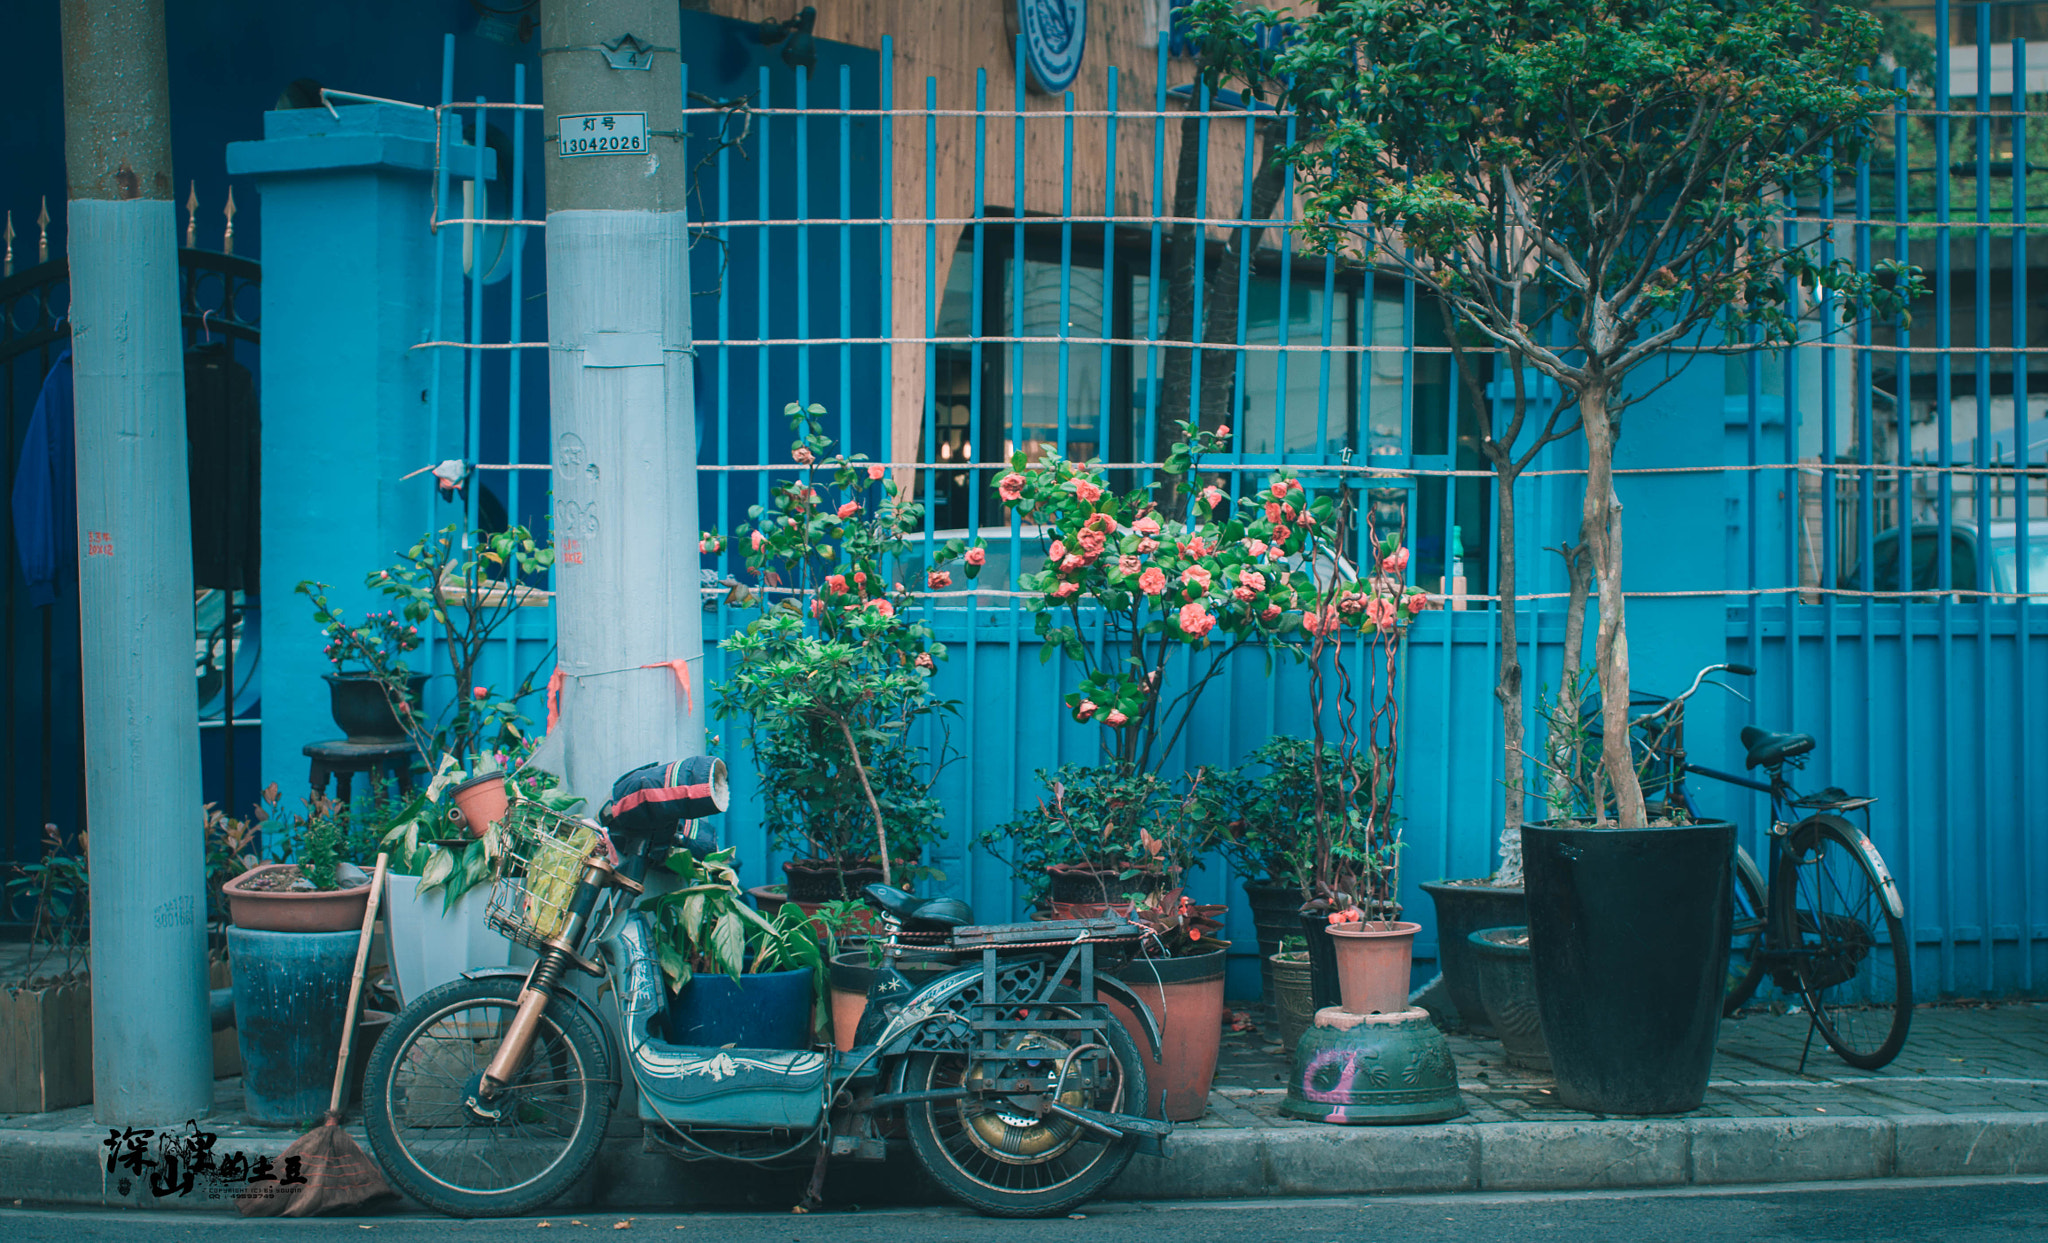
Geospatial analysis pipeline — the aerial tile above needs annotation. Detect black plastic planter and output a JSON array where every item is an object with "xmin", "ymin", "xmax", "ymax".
[
  {"xmin": 1524, "ymin": 819, "xmax": 1733, "ymax": 1115},
  {"xmin": 1420, "ymin": 879, "xmax": 1526, "ymax": 1035},
  {"xmin": 1299, "ymin": 911, "xmax": 1340, "ymax": 1012}
]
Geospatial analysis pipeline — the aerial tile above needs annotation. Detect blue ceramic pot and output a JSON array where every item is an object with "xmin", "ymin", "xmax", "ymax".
[
  {"xmin": 228, "ymin": 926, "xmax": 359, "ymax": 1124},
  {"xmin": 664, "ymin": 967, "xmax": 815, "ymax": 1049}
]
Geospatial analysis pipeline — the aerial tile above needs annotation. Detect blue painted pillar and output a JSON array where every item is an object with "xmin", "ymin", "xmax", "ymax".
[{"xmin": 226, "ymin": 105, "xmax": 490, "ymax": 797}]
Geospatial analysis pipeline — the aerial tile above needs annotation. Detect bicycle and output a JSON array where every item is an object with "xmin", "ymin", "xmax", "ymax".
[{"xmin": 1593, "ymin": 662, "xmax": 1913, "ymax": 1071}]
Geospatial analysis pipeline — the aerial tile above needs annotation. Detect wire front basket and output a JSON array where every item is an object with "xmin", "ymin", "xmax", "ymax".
[{"xmin": 484, "ymin": 799, "xmax": 603, "ymax": 951}]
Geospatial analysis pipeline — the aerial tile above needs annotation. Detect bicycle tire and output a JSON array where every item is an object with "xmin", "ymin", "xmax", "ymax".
[
  {"xmin": 1723, "ymin": 843, "xmax": 1771, "ymax": 1015},
  {"xmin": 363, "ymin": 975, "xmax": 616, "ymax": 1218},
  {"xmin": 1775, "ymin": 814, "xmax": 1912, "ymax": 1069},
  {"xmin": 902, "ymin": 989, "xmax": 1144, "ymax": 1218}
]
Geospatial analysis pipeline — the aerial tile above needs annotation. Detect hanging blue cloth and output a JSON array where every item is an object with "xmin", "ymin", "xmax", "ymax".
[{"xmin": 11, "ymin": 349, "xmax": 75, "ymax": 608}]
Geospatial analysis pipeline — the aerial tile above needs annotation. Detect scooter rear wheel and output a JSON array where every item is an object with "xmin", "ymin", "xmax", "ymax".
[
  {"xmin": 363, "ymin": 975, "xmax": 615, "ymax": 1217},
  {"xmin": 902, "ymin": 991, "xmax": 1146, "ymax": 1217}
]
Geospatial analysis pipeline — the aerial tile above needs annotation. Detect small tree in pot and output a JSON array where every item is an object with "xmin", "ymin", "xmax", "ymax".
[{"xmin": 722, "ymin": 403, "xmax": 968, "ymax": 900}]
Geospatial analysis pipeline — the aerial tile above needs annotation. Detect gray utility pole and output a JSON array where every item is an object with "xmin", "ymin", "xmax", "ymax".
[
  {"xmin": 59, "ymin": 0, "xmax": 212, "ymax": 1122},
  {"xmin": 539, "ymin": 0, "xmax": 705, "ymax": 798}
]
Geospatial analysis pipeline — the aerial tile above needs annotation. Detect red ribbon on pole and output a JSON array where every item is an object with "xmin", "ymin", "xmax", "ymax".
[
  {"xmin": 546, "ymin": 666, "xmax": 565, "ymax": 733},
  {"xmin": 640, "ymin": 659, "xmax": 695, "ymax": 713}
]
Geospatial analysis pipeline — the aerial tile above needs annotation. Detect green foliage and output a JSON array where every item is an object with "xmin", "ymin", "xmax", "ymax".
[
  {"xmin": 719, "ymin": 404, "xmax": 960, "ymax": 878},
  {"xmin": 297, "ymin": 518, "xmax": 555, "ymax": 772},
  {"xmin": 1200, "ymin": 736, "xmax": 1391, "ymax": 892},
  {"xmin": 982, "ymin": 762, "xmax": 1216, "ymax": 901},
  {"xmin": 1185, "ymin": 0, "xmax": 1922, "ymax": 397},
  {"xmin": 637, "ymin": 847, "xmax": 829, "ymax": 1029},
  {"xmin": 5, "ymin": 823, "xmax": 89, "ymax": 984}
]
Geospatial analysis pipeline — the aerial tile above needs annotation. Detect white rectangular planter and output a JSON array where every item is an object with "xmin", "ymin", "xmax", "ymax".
[{"xmin": 385, "ymin": 872, "xmax": 509, "ymax": 1006}]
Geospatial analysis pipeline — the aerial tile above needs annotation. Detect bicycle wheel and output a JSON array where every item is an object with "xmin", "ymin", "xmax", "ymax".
[
  {"xmin": 1776, "ymin": 814, "xmax": 1912, "ymax": 1069},
  {"xmin": 902, "ymin": 991, "xmax": 1145, "ymax": 1218},
  {"xmin": 363, "ymin": 975, "xmax": 616, "ymax": 1217},
  {"xmin": 1723, "ymin": 844, "xmax": 1770, "ymax": 1015}
]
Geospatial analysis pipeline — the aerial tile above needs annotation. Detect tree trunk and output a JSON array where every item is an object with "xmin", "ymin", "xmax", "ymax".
[
  {"xmin": 1494, "ymin": 458, "xmax": 1525, "ymax": 885},
  {"xmin": 1196, "ymin": 121, "xmax": 1289, "ymax": 438},
  {"xmin": 1579, "ymin": 385, "xmax": 1649, "ymax": 828},
  {"xmin": 1546, "ymin": 530, "xmax": 1594, "ymax": 817}
]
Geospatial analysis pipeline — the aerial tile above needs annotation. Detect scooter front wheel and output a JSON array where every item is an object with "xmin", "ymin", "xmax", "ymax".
[
  {"xmin": 363, "ymin": 975, "xmax": 615, "ymax": 1217},
  {"xmin": 902, "ymin": 993, "xmax": 1145, "ymax": 1217}
]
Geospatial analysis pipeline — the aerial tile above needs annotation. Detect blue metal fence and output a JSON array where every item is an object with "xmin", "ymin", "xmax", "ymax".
[{"xmin": 429, "ymin": 6, "xmax": 2048, "ymax": 1001}]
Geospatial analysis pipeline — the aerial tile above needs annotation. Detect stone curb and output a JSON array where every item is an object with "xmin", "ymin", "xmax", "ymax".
[{"xmin": 9, "ymin": 1112, "xmax": 2048, "ymax": 1211}]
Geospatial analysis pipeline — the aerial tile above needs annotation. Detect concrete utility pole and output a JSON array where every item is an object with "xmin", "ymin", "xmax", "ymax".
[
  {"xmin": 58, "ymin": 0, "xmax": 213, "ymax": 1122},
  {"xmin": 539, "ymin": 0, "xmax": 705, "ymax": 798}
]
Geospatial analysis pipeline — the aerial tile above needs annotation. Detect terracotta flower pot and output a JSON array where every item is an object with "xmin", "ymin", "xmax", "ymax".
[
  {"xmin": 446, "ymin": 771, "xmax": 510, "ymax": 839},
  {"xmin": 825, "ymin": 951, "xmax": 955, "ymax": 1051},
  {"xmin": 1109, "ymin": 940, "xmax": 1230, "ymax": 1122},
  {"xmin": 1327, "ymin": 921, "xmax": 1420, "ymax": 1015},
  {"xmin": 222, "ymin": 864, "xmax": 372, "ymax": 933}
]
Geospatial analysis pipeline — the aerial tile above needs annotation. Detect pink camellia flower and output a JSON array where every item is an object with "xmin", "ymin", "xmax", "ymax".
[
  {"xmin": 1265, "ymin": 501, "xmax": 1284, "ymax": 524},
  {"xmin": 1232, "ymin": 585, "xmax": 1255, "ymax": 603},
  {"xmin": 1133, "ymin": 515, "xmax": 1161, "ymax": 537},
  {"xmin": 1136, "ymin": 538, "xmax": 1159, "ymax": 555},
  {"xmin": 1337, "ymin": 591, "xmax": 1367, "ymax": 615},
  {"xmin": 1075, "ymin": 700, "xmax": 1099, "ymax": 723},
  {"xmin": 1054, "ymin": 580, "xmax": 1080, "ymax": 598},
  {"xmin": 1105, "ymin": 709, "xmax": 1129, "ymax": 727},
  {"xmin": 1382, "ymin": 547, "xmax": 1410, "ymax": 574},
  {"xmin": 837, "ymin": 501, "xmax": 861, "ymax": 519},
  {"xmin": 699, "ymin": 540, "xmax": 711, "ymax": 554},
  {"xmin": 1117, "ymin": 555, "xmax": 1143, "ymax": 577},
  {"xmin": 1077, "ymin": 529, "xmax": 1106, "ymax": 557},
  {"xmin": 867, "ymin": 598, "xmax": 897, "ymax": 617},
  {"xmin": 853, "ymin": 570, "xmax": 867, "ymax": 586},
  {"xmin": 810, "ymin": 598, "xmax": 825, "ymax": 618},
  {"xmin": 1216, "ymin": 423, "xmax": 1231, "ymax": 437},
  {"xmin": 1282, "ymin": 502, "xmax": 1299, "ymax": 521},
  {"xmin": 1178, "ymin": 601, "xmax": 1216, "ymax": 638},
  {"xmin": 1301, "ymin": 605, "xmax": 1339, "ymax": 636},
  {"xmin": 1048, "ymin": 540, "xmax": 1068, "ymax": 562},
  {"xmin": 928, "ymin": 570, "xmax": 953, "ymax": 589},
  {"xmin": 1073, "ymin": 478, "xmax": 1103, "ymax": 503},
  {"xmin": 1272, "ymin": 478, "xmax": 1293, "ymax": 497},
  {"xmin": 792, "ymin": 445, "xmax": 814, "ymax": 464},
  {"xmin": 472, "ymin": 685, "xmax": 489, "ymax": 700},
  {"xmin": 1139, "ymin": 567, "xmax": 1167, "ymax": 595},
  {"xmin": 826, "ymin": 574, "xmax": 848, "ymax": 594},
  {"xmin": 915, "ymin": 652, "xmax": 936, "ymax": 671},
  {"xmin": 966, "ymin": 546, "xmax": 987, "ymax": 567},
  {"xmin": 1271, "ymin": 524, "xmax": 1292, "ymax": 546},
  {"xmin": 1261, "ymin": 603, "xmax": 1282, "ymax": 621},
  {"xmin": 1179, "ymin": 537, "xmax": 1213, "ymax": 559},
  {"xmin": 1202, "ymin": 485, "xmax": 1225, "ymax": 510},
  {"xmin": 868, "ymin": 462, "xmax": 886, "ymax": 481},
  {"xmin": 1239, "ymin": 568, "xmax": 1267, "ymax": 593},
  {"xmin": 1061, "ymin": 554, "xmax": 1086, "ymax": 572},
  {"xmin": 1406, "ymin": 591, "xmax": 1434, "ymax": 613},
  {"xmin": 1366, "ymin": 597, "xmax": 1397, "ymax": 629},
  {"xmin": 998, "ymin": 473, "xmax": 1026, "ymax": 501},
  {"xmin": 750, "ymin": 530, "xmax": 767, "ymax": 551},
  {"xmin": 1180, "ymin": 565, "xmax": 1212, "ymax": 591},
  {"xmin": 1246, "ymin": 538, "xmax": 1269, "ymax": 558}
]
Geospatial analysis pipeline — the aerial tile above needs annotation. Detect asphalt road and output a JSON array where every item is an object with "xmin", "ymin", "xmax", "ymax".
[{"xmin": 6, "ymin": 1178, "xmax": 2047, "ymax": 1243}]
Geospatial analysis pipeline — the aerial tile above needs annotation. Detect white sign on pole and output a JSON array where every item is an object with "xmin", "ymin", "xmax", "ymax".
[{"xmin": 557, "ymin": 112, "xmax": 649, "ymax": 157}]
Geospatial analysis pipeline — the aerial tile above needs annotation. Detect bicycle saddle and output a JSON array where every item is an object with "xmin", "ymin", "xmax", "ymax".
[
  {"xmin": 1741, "ymin": 725, "xmax": 1816, "ymax": 770},
  {"xmin": 862, "ymin": 883, "xmax": 973, "ymax": 930}
]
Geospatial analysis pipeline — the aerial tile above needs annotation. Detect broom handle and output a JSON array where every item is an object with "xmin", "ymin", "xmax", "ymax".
[{"xmin": 331, "ymin": 853, "xmax": 389, "ymax": 1115}]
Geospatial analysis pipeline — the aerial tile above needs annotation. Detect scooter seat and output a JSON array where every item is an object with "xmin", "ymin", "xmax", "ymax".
[{"xmin": 863, "ymin": 883, "xmax": 973, "ymax": 929}]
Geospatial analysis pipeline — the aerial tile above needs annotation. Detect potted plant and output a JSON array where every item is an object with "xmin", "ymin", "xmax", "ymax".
[
  {"xmin": 1204, "ymin": 736, "xmax": 1346, "ymax": 1003},
  {"xmin": 983, "ymin": 763, "xmax": 1212, "ymax": 916},
  {"xmin": 1, "ymin": 823, "xmax": 92, "ymax": 1113},
  {"xmin": 639, "ymin": 844, "xmax": 829, "ymax": 1050},
  {"xmin": 297, "ymin": 593, "xmax": 427, "ymax": 743},
  {"xmin": 721, "ymin": 403, "xmax": 964, "ymax": 905},
  {"xmin": 222, "ymin": 791, "xmax": 385, "ymax": 1125},
  {"xmin": 299, "ymin": 518, "xmax": 556, "ymax": 772},
  {"xmin": 1112, "ymin": 887, "xmax": 1229, "ymax": 1122},
  {"xmin": 987, "ymin": 421, "xmax": 1303, "ymax": 837}
]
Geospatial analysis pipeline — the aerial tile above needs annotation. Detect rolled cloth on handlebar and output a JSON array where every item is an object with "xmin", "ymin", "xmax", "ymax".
[{"xmin": 602, "ymin": 757, "xmax": 729, "ymax": 857}]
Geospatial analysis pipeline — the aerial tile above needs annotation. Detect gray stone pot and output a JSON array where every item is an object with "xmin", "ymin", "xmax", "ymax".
[{"xmin": 1470, "ymin": 925, "xmax": 1549, "ymax": 1071}]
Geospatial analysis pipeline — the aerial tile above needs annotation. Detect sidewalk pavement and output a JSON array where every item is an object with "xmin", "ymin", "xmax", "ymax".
[{"xmin": 5, "ymin": 1001, "xmax": 2045, "ymax": 1213}]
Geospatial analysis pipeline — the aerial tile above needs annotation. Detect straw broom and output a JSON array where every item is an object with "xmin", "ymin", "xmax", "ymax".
[{"xmin": 238, "ymin": 853, "xmax": 394, "ymax": 1217}]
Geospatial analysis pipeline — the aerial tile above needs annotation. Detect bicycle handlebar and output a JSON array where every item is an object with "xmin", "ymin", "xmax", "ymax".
[{"xmin": 1628, "ymin": 661, "xmax": 1754, "ymax": 732}]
